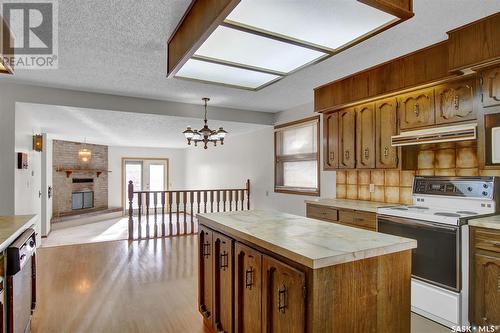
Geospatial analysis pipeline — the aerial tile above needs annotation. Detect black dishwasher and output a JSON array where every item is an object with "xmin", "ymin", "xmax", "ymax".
[{"xmin": 7, "ymin": 229, "xmax": 36, "ymax": 333}]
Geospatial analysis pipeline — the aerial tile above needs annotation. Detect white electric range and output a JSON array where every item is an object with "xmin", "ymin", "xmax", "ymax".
[{"xmin": 377, "ymin": 176, "xmax": 499, "ymax": 328}]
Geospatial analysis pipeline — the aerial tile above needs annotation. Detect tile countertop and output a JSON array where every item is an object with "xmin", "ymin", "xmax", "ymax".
[
  {"xmin": 304, "ymin": 198, "xmax": 394, "ymax": 213},
  {"xmin": 198, "ymin": 210, "xmax": 416, "ymax": 269},
  {"xmin": 0, "ymin": 215, "xmax": 38, "ymax": 252},
  {"xmin": 468, "ymin": 215, "xmax": 500, "ymax": 231}
]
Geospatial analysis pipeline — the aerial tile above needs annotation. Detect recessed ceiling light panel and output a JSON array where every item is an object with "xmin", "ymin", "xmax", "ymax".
[
  {"xmin": 226, "ymin": 0, "xmax": 397, "ymax": 50},
  {"xmin": 176, "ymin": 58, "xmax": 281, "ymax": 89},
  {"xmin": 195, "ymin": 26, "xmax": 326, "ymax": 74}
]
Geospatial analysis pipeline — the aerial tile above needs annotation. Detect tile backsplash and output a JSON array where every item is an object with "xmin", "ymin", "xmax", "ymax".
[{"xmin": 336, "ymin": 140, "xmax": 500, "ymax": 204}]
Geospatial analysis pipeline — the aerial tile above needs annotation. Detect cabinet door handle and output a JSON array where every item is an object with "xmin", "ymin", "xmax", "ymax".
[
  {"xmin": 492, "ymin": 241, "xmax": 500, "ymax": 247},
  {"xmin": 345, "ymin": 151, "xmax": 350, "ymax": 160},
  {"xmin": 203, "ymin": 242, "xmax": 211, "ymax": 258},
  {"xmin": 329, "ymin": 151, "xmax": 334, "ymax": 161},
  {"xmin": 497, "ymin": 273, "xmax": 500, "ymax": 292},
  {"xmin": 278, "ymin": 285, "xmax": 287, "ymax": 314},
  {"xmin": 414, "ymin": 103, "xmax": 420, "ymax": 117},
  {"xmin": 384, "ymin": 146, "xmax": 389, "ymax": 157},
  {"xmin": 245, "ymin": 267, "xmax": 254, "ymax": 289},
  {"xmin": 364, "ymin": 148, "xmax": 369, "ymax": 160},
  {"xmin": 454, "ymin": 95, "xmax": 460, "ymax": 110},
  {"xmin": 220, "ymin": 251, "xmax": 228, "ymax": 270},
  {"xmin": 199, "ymin": 305, "xmax": 211, "ymax": 318}
]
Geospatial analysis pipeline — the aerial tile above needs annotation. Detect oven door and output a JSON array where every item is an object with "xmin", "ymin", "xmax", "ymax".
[{"xmin": 377, "ymin": 215, "xmax": 460, "ymax": 292}]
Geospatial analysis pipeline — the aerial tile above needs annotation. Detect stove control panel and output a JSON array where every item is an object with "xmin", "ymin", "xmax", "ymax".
[{"xmin": 413, "ymin": 176, "xmax": 497, "ymax": 199}]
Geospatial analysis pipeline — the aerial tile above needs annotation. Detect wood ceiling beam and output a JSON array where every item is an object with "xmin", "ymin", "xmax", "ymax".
[
  {"xmin": 167, "ymin": 0, "xmax": 240, "ymax": 77},
  {"xmin": 358, "ymin": 0, "xmax": 414, "ymax": 20}
]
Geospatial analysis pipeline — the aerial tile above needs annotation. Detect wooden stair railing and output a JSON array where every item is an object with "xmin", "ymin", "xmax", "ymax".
[{"xmin": 128, "ymin": 180, "xmax": 251, "ymax": 240}]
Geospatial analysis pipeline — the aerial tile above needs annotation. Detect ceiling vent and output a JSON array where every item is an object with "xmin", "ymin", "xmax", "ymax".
[{"xmin": 391, "ymin": 123, "xmax": 477, "ymax": 147}]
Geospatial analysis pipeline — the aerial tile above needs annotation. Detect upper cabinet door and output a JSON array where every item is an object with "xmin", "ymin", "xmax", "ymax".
[
  {"xmin": 356, "ymin": 103, "xmax": 376, "ymax": 169},
  {"xmin": 323, "ymin": 112, "xmax": 339, "ymax": 170},
  {"xmin": 481, "ymin": 66, "xmax": 500, "ymax": 108},
  {"xmin": 235, "ymin": 243, "xmax": 262, "ymax": 333},
  {"xmin": 398, "ymin": 88, "xmax": 435, "ymax": 130},
  {"xmin": 375, "ymin": 98, "xmax": 398, "ymax": 169},
  {"xmin": 213, "ymin": 232, "xmax": 234, "ymax": 333},
  {"xmin": 435, "ymin": 79, "xmax": 476, "ymax": 124},
  {"xmin": 198, "ymin": 226, "xmax": 214, "ymax": 324},
  {"xmin": 338, "ymin": 108, "xmax": 356, "ymax": 169},
  {"xmin": 262, "ymin": 256, "xmax": 306, "ymax": 333}
]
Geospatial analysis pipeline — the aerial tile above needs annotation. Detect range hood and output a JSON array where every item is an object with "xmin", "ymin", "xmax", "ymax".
[{"xmin": 391, "ymin": 123, "xmax": 477, "ymax": 147}]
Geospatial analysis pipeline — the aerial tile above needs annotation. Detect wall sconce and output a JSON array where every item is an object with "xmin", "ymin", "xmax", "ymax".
[{"xmin": 33, "ymin": 134, "xmax": 43, "ymax": 152}]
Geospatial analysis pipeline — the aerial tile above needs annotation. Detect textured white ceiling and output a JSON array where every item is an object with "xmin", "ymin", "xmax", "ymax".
[
  {"xmin": 15, "ymin": 103, "xmax": 270, "ymax": 148},
  {"xmin": 3, "ymin": 0, "xmax": 500, "ymax": 113}
]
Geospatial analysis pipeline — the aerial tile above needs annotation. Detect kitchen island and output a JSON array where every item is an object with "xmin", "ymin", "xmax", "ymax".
[{"xmin": 197, "ymin": 210, "xmax": 417, "ymax": 333}]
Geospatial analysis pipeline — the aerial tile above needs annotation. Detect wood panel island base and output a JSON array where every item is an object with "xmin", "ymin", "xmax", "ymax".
[{"xmin": 197, "ymin": 210, "xmax": 417, "ymax": 333}]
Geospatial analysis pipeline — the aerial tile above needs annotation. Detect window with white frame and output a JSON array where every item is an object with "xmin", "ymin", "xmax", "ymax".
[{"xmin": 274, "ymin": 116, "xmax": 320, "ymax": 196}]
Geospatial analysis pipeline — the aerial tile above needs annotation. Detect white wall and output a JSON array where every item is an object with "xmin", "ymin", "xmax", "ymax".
[
  {"xmin": 185, "ymin": 103, "xmax": 336, "ymax": 217},
  {"xmin": 108, "ymin": 146, "xmax": 187, "ymax": 208},
  {"xmin": 14, "ymin": 118, "xmax": 42, "ymax": 217}
]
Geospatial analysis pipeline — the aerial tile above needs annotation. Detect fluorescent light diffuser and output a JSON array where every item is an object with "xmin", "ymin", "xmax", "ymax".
[
  {"xmin": 176, "ymin": 58, "xmax": 280, "ymax": 89},
  {"xmin": 195, "ymin": 26, "xmax": 326, "ymax": 73},
  {"xmin": 226, "ymin": 0, "xmax": 397, "ymax": 50}
]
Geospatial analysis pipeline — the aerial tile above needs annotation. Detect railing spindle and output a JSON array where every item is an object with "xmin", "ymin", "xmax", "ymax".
[
  {"xmin": 223, "ymin": 191, "xmax": 227, "ymax": 212},
  {"xmin": 128, "ymin": 181, "xmax": 134, "ymax": 240},
  {"xmin": 145, "ymin": 192, "xmax": 150, "ymax": 239},
  {"xmin": 229, "ymin": 190, "xmax": 233, "ymax": 211},
  {"xmin": 161, "ymin": 192, "xmax": 166, "ymax": 237},
  {"xmin": 247, "ymin": 179, "xmax": 251, "ymax": 210},
  {"xmin": 235, "ymin": 190, "xmax": 239, "ymax": 211},
  {"xmin": 210, "ymin": 190, "xmax": 214, "ymax": 213},
  {"xmin": 240, "ymin": 189, "xmax": 244, "ymax": 211},
  {"xmin": 203, "ymin": 191, "xmax": 208, "ymax": 213},
  {"xmin": 176, "ymin": 191, "xmax": 180, "ymax": 235},
  {"xmin": 154, "ymin": 192, "xmax": 158, "ymax": 238},
  {"xmin": 197, "ymin": 191, "xmax": 201, "ymax": 214},
  {"xmin": 216, "ymin": 191, "xmax": 220, "ymax": 212},
  {"xmin": 183, "ymin": 191, "xmax": 187, "ymax": 235},
  {"xmin": 190, "ymin": 191, "xmax": 194, "ymax": 233},
  {"xmin": 168, "ymin": 192, "xmax": 173, "ymax": 236},
  {"xmin": 137, "ymin": 192, "xmax": 142, "ymax": 239}
]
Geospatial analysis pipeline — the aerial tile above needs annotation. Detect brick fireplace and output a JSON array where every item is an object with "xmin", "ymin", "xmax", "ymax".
[{"xmin": 52, "ymin": 140, "xmax": 108, "ymax": 218}]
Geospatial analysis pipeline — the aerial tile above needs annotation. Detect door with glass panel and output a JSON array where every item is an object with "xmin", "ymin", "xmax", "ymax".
[{"xmin": 123, "ymin": 159, "xmax": 169, "ymax": 213}]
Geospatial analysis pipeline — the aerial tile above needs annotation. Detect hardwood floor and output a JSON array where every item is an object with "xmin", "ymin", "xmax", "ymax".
[
  {"xmin": 32, "ymin": 236, "xmax": 210, "ymax": 333},
  {"xmin": 32, "ymin": 236, "xmax": 448, "ymax": 333}
]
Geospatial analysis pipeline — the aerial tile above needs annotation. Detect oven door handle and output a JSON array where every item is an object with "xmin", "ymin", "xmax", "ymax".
[{"xmin": 377, "ymin": 214, "xmax": 459, "ymax": 232}]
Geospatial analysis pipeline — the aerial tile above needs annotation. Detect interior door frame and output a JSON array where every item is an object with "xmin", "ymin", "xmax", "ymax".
[{"xmin": 121, "ymin": 157, "xmax": 170, "ymax": 210}]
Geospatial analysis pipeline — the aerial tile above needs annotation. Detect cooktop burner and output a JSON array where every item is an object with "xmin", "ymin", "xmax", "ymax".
[
  {"xmin": 456, "ymin": 211, "xmax": 478, "ymax": 215},
  {"xmin": 434, "ymin": 212, "xmax": 461, "ymax": 217},
  {"xmin": 391, "ymin": 207, "xmax": 409, "ymax": 211},
  {"xmin": 408, "ymin": 206, "xmax": 429, "ymax": 210}
]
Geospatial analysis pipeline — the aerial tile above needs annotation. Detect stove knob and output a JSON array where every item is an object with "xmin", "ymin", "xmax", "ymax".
[
  {"xmin": 483, "ymin": 184, "xmax": 489, "ymax": 189},
  {"xmin": 467, "ymin": 187, "xmax": 473, "ymax": 192},
  {"xmin": 29, "ymin": 240, "xmax": 35, "ymax": 248},
  {"xmin": 483, "ymin": 191, "xmax": 488, "ymax": 196}
]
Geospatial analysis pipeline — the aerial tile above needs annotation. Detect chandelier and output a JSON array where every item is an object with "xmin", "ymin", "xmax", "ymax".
[
  {"xmin": 78, "ymin": 138, "xmax": 92, "ymax": 163},
  {"xmin": 183, "ymin": 98, "xmax": 227, "ymax": 149}
]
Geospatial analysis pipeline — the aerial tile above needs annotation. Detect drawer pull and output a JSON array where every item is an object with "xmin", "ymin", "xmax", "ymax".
[
  {"xmin": 383, "ymin": 146, "xmax": 389, "ymax": 157},
  {"xmin": 245, "ymin": 267, "xmax": 254, "ymax": 290},
  {"xmin": 220, "ymin": 251, "xmax": 228, "ymax": 270},
  {"xmin": 364, "ymin": 148, "xmax": 369, "ymax": 160},
  {"xmin": 202, "ymin": 242, "xmax": 211, "ymax": 258},
  {"xmin": 278, "ymin": 285, "xmax": 287, "ymax": 314},
  {"xmin": 414, "ymin": 103, "xmax": 420, "ymax": 117}
]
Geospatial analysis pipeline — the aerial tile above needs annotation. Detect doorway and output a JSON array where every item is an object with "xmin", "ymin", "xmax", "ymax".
[{"xmin": 122, "ymin": 158, "xmax": 169, "ymax": 210}]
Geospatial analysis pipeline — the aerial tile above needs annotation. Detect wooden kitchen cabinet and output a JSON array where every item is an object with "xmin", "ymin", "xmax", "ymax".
[
  {"xmin": 262, "ymin": 255, "xmax": 306, "ymax": 333},
  {"xmin": 375, "ymin": 98, "xmax": 398, "ymax": 168},
  {"xmin": 213, "ymin": 232, "xmax": 233, "ymax": 333},
  {"xmin": 355, "ymin": 103, "xmax": 376, "ymax": 169},
  {"xmin": 470, "ymin": 227, "xmax": 500, "ymax": 327},
  {"xmin": 235, "ymin": 243, "xmax": 262, "ymax": 333},
  {"xmin": 481, "ymin": 66, "xmax": 500, "ymax": 108},
  {"xmin": 198, "ymin": 226, "xmax": 214, "ymax": 325},
  {"xmin": 338, "ymin": 108, "xmax": 356, "ymax": 169},
  {"xmin": 398, "ymin": 88, "xmax": 435, "ymax": 130},
  {"xmin": 305, "ymin": 203, "xmax": 377, "ymax": 231},
  {"xmin": 323, "ymin": 112, "xmax": 339, "ymax": 170},
  {"xmin": 435, "ymin": 79, "xmax": 476, "ymax": 124}
]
